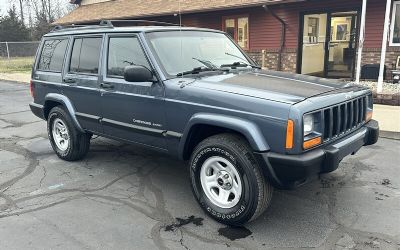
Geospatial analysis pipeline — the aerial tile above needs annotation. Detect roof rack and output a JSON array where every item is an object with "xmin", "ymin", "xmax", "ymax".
[
  {"xmin": 51, "ymin": 19, "xmax": 182, "ymax": 32},
  {"xmin": 102, "ymin": 19, "xmax": 182, "ymax": 27},
  {"xmin": 51, "ymin": 21, "xmax": 112, "ymax": 32}
]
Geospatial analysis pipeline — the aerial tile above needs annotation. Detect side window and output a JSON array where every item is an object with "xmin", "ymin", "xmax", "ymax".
[
  {"xmin": 69, "ymin": 37, "xmax": 102, "ymax": 74},
  {"xmin": 37, "ymin": 39, "xmax": 68, "ymax": 72},
  {"xmin": 107, "ymin": 36, "xmax": 150, "ymax": 77}
]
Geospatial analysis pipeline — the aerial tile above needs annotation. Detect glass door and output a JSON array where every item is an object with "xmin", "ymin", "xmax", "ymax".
[
  {"xmin": 300, "ymin": 11, "xmax": 358, "ymax": 79},
  {"xmin": 301, "ymin": 13, "xmax": 328, "ymax": 77},
  {"xmin": 326, "ymin": 13, "xmax": 357, "ymax": 78}
]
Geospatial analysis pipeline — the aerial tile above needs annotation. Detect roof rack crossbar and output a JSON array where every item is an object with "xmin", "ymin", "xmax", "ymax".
[{"xmin": 50, "ymin": 20, "xmax": 113, "ymax": 32}]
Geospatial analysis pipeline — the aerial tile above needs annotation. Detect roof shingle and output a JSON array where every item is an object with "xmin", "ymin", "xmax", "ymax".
[{"xmin": 55, "ymin": 0, "xmax": 301, "ymax": 25}]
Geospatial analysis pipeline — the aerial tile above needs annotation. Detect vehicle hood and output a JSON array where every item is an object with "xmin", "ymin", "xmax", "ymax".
[{"xmin": 188, "ymin": 70, "xmax": 350, "ymax": 104}]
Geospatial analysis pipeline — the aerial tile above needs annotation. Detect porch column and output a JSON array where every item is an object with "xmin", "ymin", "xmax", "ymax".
[
  {"xmin": 356, "ymin": 0, "xmax": 367, "ymax": 83},
  {"xmin": 377, "ymin": 0, "xmax": 392, "ymax": 93}
]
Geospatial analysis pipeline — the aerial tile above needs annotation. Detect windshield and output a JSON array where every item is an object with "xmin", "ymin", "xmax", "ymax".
[{"xmin": 146, "ymin": 31, "xmax": 252, "ymax": 76}]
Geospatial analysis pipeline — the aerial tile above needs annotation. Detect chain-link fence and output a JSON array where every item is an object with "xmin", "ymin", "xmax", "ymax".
[{"xmin": 0, "ymin": 41, "xmax": 40, "ymax": 59}]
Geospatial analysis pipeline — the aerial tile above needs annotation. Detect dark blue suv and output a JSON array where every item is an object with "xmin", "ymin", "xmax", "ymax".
[{"xmin": 29, "ymin": 21, "xmax": 379, "ymax": 225}]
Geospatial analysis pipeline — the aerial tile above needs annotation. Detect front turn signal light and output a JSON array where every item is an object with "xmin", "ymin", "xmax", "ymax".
[
  {"xmin": 285, "ymin": 120, "xmax": 294, "ymax": 149},
  {"xmin": 303, "ymin": 137, "xmax": 322, "ymax": 150},
  {"xmin": 366, "ymin": 110, "xmax": 373, "ymax": 122}
]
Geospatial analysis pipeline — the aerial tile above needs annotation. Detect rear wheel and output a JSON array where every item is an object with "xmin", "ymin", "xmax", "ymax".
[
  {"xmin": 48, "ymin": 106, "xmax": 91, "ymax": 161},
  {"xmin": 189, "ymin": 133, "xmax": 273, "ymax": 225}
]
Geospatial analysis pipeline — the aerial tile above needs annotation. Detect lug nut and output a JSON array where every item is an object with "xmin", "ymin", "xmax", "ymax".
[{"xmin": 224, "ymin": 174, "xmax": 229, "ymax": 179}]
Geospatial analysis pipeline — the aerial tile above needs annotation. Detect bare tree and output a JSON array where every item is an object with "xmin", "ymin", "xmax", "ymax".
[
  {"xmin": 8, "ymin": 0, "xmax": 25, "ymax": 23},
  {"xmin": 26, "ymin": 0, "xmax": 73, "ymax": 39},
  {"xmin": 18, "ymin": 0, "xmax": 24, "ymax": 23},
  {"xmin": 5, "ymin": 0, "xmax": 74, "ymax": 40}
]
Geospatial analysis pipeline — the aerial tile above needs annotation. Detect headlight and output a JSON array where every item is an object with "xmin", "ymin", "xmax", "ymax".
[{"xmin": 303, "ymin": 114, "xmax": 314, "ymax": 136}]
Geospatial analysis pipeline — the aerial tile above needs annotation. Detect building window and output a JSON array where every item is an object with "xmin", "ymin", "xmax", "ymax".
[
  {"xmin": 223, "ymin": 16, "xmax": 249, "ymax": 49},
  {"xmin": 390, "ymin": 1, "xmax": 400, "ymax": 46},
  {"xmin": 307, "ymin": 17, "xmax": 319, "ymax": 44}
]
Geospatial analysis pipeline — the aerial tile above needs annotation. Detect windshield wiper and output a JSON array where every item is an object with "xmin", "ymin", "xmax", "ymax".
[
  {"xmin": 176, "ymin": 67, "xmax": 222, "ymax": 77},
  {"xmin": 192, "ymin": 57, "xmax": 218, "ymax": 69},
  {"xmin": 220, "ymin": 61, "xmax": 249, "ymax": 68},
  {"xmin": 224, "ymin": 52, "xmax": 261, "ymax": 69}
]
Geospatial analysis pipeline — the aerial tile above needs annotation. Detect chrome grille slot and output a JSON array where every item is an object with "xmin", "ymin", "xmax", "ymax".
[
  {"xmin": 319, "ymin": 95, "xmax": 368, "ymax": 142},
  {"xmin": 354, "ymin": 98, "xmax": 359, "ymax": 125},
  {"xmin": 339, "ymin": 104, "xmax": 346, "ymax": 133}
]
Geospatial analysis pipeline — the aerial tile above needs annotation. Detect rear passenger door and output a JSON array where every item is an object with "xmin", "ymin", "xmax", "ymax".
[
  {"xmin": 100, "ymin": 34, "xmax": 167, "ymax": 150},
  {"xmin": 62, "ymin": 35, "xmax": 103, "ymax": 133}
]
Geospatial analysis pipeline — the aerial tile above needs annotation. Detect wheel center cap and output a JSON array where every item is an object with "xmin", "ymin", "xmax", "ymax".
[{"xmin": 217, "ymin": 170, "xmax": 233, "ymax": 190}]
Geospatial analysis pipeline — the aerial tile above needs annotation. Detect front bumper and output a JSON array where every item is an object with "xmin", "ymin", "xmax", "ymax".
[{"xmin": 255, "ymin": 120, "xmax": 379, "ymax": 189}]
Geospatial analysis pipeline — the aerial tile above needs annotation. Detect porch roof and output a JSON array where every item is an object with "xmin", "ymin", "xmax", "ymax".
[{"xmin": 55, "ymin": 0, "xmax": 305, "ymax": 25}]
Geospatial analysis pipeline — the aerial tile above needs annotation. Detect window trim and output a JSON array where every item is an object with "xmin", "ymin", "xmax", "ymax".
[
  {"xmin": 222, "ymin": 15, "xmax": 250, "ymax": 50},
  {"xmin": 68, "ymin": 35, "xmax": 103, "ymax": 76},
  {"xmin": 105, "ymin": 34, "xmax": 152, "ymax": 80},
  {"xmin": 36, "ymin": 38, "xmax": 69, "ymax": 73},
  {"xmin": 390, "ymin": 1, "xmax": 400, "ymax": 47}
]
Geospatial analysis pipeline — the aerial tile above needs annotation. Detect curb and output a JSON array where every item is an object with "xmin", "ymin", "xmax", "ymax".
[{"xmin": 380, "ymin": 131, "xmax": 400, "ymax": 140}]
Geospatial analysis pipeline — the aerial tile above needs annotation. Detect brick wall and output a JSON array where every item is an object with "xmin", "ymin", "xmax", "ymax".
[
  {"xmin": 361, "ymin": 48, "xmax": 400, "ymax": 66},
  {"xmin": 247, "ymin": 47, "xmax": 399, "ymax": 78},
  {"xmin": 281, "ymin": 50, "xmax": 297, "ymax": 72},
  {"xmin": 247, "ymin": 51, "xmax": 264, "ymax": 66},
  {"xmin": 247, "ymin": 49, "xmax": 297, "ymax": 73},
  {"xmin": 360, "ymin": 47, "xmax": 400, "ymax": 79}
]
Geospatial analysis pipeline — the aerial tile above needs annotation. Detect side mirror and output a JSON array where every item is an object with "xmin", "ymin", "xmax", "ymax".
[{"xmin": 124, "ymin": 65, "xmax": 154, "ymax": 82}]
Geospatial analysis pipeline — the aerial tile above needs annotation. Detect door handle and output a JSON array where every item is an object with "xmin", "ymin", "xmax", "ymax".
[
  {"xmin": 64, "ymin": 78, "xmax": 76, "ymax": 84},
  {"xmin": 100, "ymin": 83, "xmax": 114, "ymax": 89}
]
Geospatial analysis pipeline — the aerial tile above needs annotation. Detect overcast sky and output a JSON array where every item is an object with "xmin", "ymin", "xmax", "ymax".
[
  {"xmin": 0, "ymin": 0, "xmax": 11, "ymax": 16},
  {"xmin": 0, "ymin": 0, "xmax": 74, "ymax": 21}
]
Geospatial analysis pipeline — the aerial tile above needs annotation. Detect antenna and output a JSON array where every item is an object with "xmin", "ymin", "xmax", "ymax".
[{"xmin": 179, "ymin": 0, "xmax": 183, "ymax": 79}]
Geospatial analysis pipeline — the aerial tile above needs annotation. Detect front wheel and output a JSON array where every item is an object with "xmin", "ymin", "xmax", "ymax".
[{"xmin": 189, "ymin": 134, "xmax": 273, "ymax": 225}]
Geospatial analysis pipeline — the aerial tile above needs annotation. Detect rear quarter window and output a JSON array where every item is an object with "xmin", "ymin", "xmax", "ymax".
[
  {"xmin": 69, "ymin": 37, "xmax": 102, "ymax": 74},
  {"xmin": 37, "ymin": 39, "xmax": 68, "ymax": 72}
]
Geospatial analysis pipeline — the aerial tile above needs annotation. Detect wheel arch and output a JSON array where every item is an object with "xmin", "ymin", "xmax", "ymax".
[
  {"xmin": 44, "ymin": 93, "xmax": 85, "ymax": 133},
  {"xmin": 179, "ymin": 113, "xmax": 270, "ymax": 160}
]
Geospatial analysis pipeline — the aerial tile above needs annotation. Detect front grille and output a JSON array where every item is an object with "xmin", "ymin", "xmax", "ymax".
[{"xmin": 321, "ymin": 95, "xmax": 368, "ymax": 142}]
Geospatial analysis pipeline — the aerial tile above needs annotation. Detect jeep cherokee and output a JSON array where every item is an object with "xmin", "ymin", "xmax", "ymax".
[{"xmin": 29, "ymin": 21, "xmax": 379, "ymax": 225}]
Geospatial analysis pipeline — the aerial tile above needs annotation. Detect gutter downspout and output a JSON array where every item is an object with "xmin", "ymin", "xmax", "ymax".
[
  {"xmin": 356, "ymin": 0, "xmax": 367, "ymax": 84},
  {"xmin": 377, "ymin": 0, "xmax": 392, "ymax": 93},
  {"xmin": 263, "ymin": 5, "xmax": 286, "ymax": 71}
]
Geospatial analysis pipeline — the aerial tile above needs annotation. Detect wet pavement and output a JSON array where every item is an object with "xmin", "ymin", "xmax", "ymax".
[{"xmin": 0, "ymin": 80, "xmax": 399, "ymax": 250}]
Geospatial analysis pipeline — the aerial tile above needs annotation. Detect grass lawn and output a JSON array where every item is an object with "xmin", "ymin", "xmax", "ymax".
[{"xmin": 0, "ymin": 57, "xmax": 34, "ymax": 73}]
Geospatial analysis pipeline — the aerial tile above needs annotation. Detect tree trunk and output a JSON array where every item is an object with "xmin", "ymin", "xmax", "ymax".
[{"xmin": 19, "ymin": 0, "xmax": 24, "ymax": 24}]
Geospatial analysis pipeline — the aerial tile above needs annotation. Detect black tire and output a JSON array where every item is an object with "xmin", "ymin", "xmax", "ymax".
[
  {"xmin": 47, "ymin": 106, "xmax": 91, "ymax": 161},
  {"xmin": 189, "ymin": 133, "xmax": 273, "ymax": 225}
]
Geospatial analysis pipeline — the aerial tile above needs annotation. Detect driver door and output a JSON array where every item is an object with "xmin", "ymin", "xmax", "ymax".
[{"xmin": 100, "ymin": 34, "xmax": 167, "ymax": 150}]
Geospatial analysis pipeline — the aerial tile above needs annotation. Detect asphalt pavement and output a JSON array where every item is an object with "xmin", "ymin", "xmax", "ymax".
[{"xmin": 0, "ymin": 80, "xmax": 399, "ymax": 250}]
